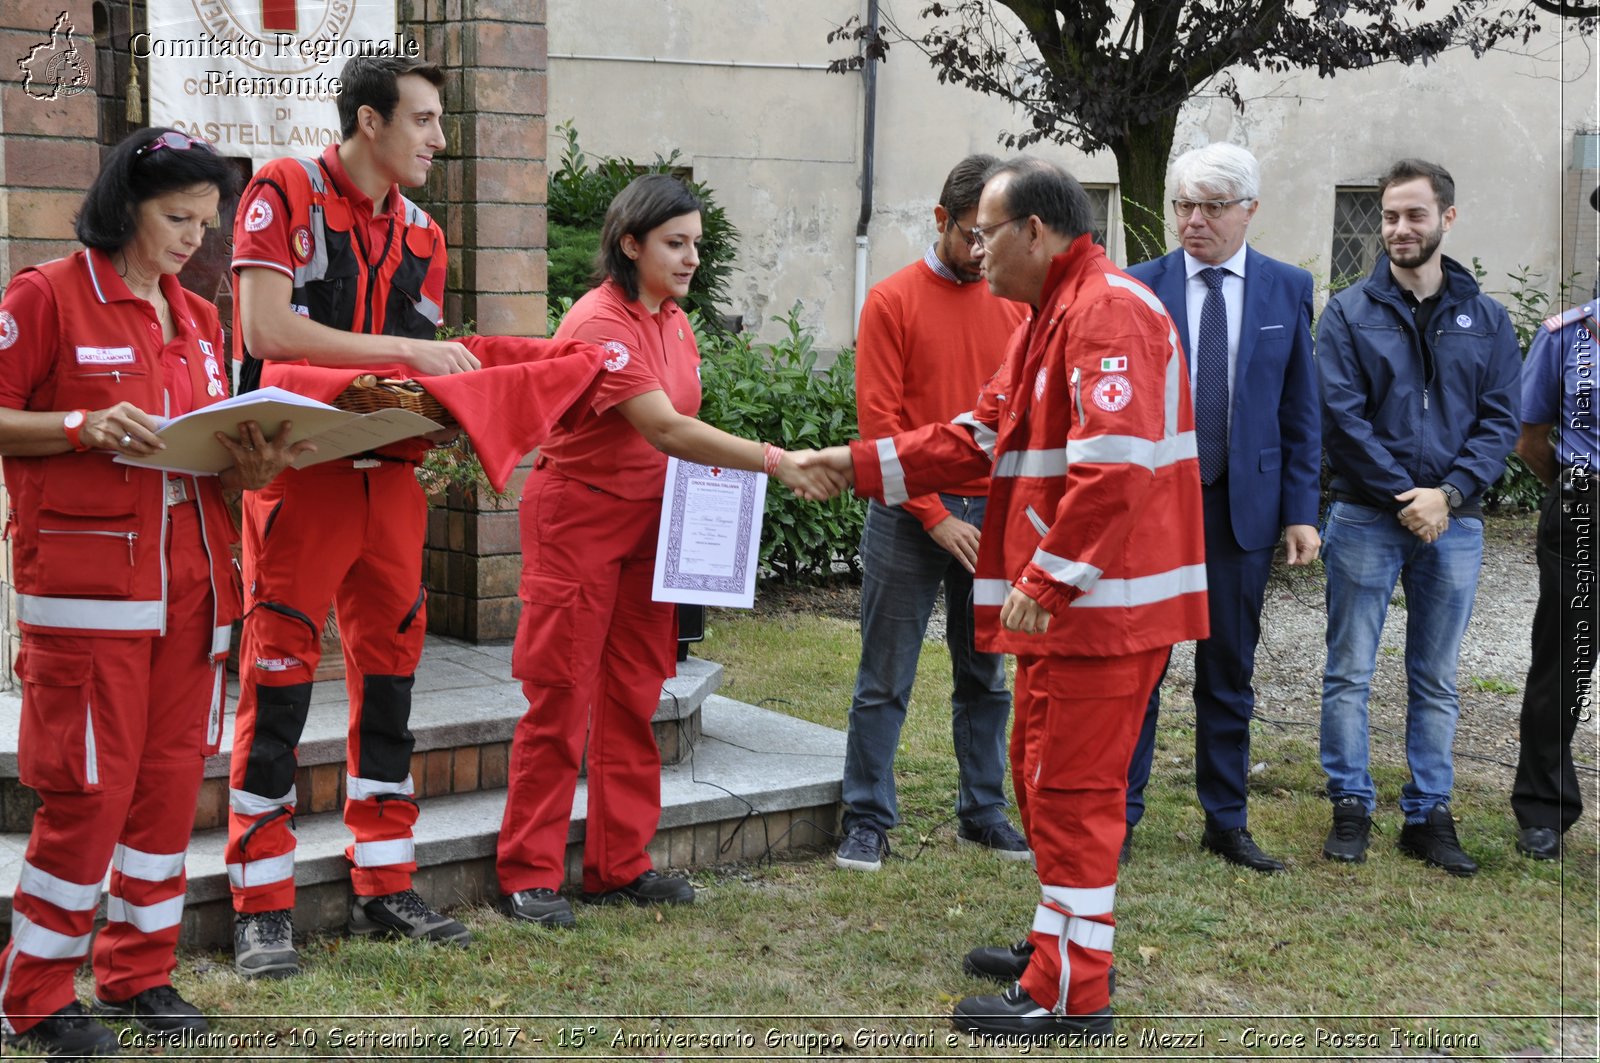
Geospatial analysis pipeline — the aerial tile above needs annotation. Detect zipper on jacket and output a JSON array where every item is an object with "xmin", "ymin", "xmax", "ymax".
[
  {"xmin": 39, "ymin": 528, "xmax": 138, "ymax": 565},
  {"xmin": 84, "ymin": 702, "xmax": 99, "ymax": 786},
  {"xmin": 1070, "ymin": 367, "xmax": 1086, "ymax": 425}
]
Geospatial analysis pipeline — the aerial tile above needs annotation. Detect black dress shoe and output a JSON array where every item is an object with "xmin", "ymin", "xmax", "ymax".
[
  {"xmin": 963, "ymin": 939, "xmax": 1034, "ymax": 983},
  {"xmin": 951, "ymin": 982, "xmax": 1114, "ymax": 1039},
  {"xmin": 1201, "ymin": 826, "xmax": 1286, "ymax": 873},
  {"xmin": 1516, "ymin": 826, "xmax": 1560, "ymax": 861}
]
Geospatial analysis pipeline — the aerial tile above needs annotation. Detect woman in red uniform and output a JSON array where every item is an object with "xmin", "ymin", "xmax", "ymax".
[
  {"xmin": 496, "ymin": 175, "xmax": 840, "ymax": 926},
  {"xmin": 0, "ymin": 128, "xmax": 308, "ymax": 1057}
]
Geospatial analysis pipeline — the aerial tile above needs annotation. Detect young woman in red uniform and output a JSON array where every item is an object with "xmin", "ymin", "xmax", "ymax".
[
  {"xmin": 496, "ymin": 175, "xmax": 842, "ymax": 926},
  {"xmin": 0, "ymin": 128, "xmax": 308, "ymax": 1057}
]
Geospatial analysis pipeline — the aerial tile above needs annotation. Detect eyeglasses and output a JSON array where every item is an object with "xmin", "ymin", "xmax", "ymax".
[
  {"xmin": 134, "ymin": 131, "xmax": 217, "ymax": 158},
  {"xmin": 1172, "ymin": 198, "xmax": 1251, "ymax": 219},
  {"xmin": 948, "ymin": 216, "xmax": 978, "ymax": 246},
  {"xmin": 968, "ymin": 216, "xmax": 1025, "ymax": 252}
]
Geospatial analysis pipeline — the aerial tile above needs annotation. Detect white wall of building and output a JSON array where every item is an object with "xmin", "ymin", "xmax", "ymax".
[{"xmin": 549, "ymin": 1, "xmax": 1596, "ymax": 350}]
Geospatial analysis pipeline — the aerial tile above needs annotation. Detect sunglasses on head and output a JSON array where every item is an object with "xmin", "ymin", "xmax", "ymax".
[{"xmin": 134, "ymin": 131, "xmax": 217, "ymax": 158}]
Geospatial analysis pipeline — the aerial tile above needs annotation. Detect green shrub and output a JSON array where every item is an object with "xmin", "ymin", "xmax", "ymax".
[
  {"xmin": 547, "ymin": 120, "xmax": 741, "ymax": 332},
  {"xmin": 697, "ymin": 307, "xmax": 864, "ymax": 581}
]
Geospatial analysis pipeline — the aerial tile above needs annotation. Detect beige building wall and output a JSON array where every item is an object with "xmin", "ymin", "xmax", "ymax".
[{"xmin": 550, "ymin": 2, "xmax": 1592, "ymax": 350}]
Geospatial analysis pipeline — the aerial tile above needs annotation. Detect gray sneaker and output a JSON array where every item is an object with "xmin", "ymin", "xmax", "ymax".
[
  {"xmin": 350, "ymin": 888, "xmax": 472, "ymax": 945},
  {"xmin": 233, "ymin": 909, "xmax": 299, "ymax": 980},
  {"xmin": 835, "ymin": 823, "xmax": 889, "ymax": 871},
  {"xmin": 502, "ymin": 888, "xmax": 576, "ymax": 927}
]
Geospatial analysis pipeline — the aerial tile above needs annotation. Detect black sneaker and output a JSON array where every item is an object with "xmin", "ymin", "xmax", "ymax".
[
  {"xmin": 93, "ymin": 983, "xmax": 208, "ymax": 1035},
  {"xmin": 581, "ymin": 869, "xmax": 695, "ymax": 906},
  {"xmin": 957, "ymin": 820, "xmax": 1032, "ymax": 863},
  {"xmin": 350, "ymin": 888, "xmax": 473, "ymax": 944},
  {"xmin": 1119, "ymin": 823, "xmax": 1133, "ymax": 866},
  {"xmin": 834, "ymin": 823, "xmax": 889, "ymax": 872},
  {"xmin": 951, "ymin": 981, "xmax": 1114, "ymax": 1039},
  {"xmin": 233, "ymin": 908, "xmax": 299, "ymax": 979},
  {"xmin": 963, "ymin": 939, "xmax": 1034, "ymax": 983},
  {"xmin": 1323, "ymin": 797, "xmax": 1371, "ymax": 863},
  {"xmin": 1397, "ymin": 804, "xmax": 1479, "ymax": 877},
  {"xmin": 3, "ymin": 1000, "xmax": 120, "ymax": 1057},
  {"xmin": 502, "ymin": 888, "xmax": 576, "ymax": 927}
]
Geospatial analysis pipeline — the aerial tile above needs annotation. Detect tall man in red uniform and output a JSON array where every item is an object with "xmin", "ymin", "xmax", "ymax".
[
  {"xmin": 224, "ymin": 55, "xmax": 482, "ymax": 978},
  {"xmin": 816, "ymin": 157, "xmax": 1208, "ymax": 1035},
  {"xmin": 834, "ymin": 154, "xmax": 1029, "ymax": 873}
]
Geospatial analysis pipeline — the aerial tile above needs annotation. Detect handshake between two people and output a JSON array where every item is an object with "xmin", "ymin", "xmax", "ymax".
[{"xmin": 774, "ymin": 445, "xmax": 856, "ymax": 502}]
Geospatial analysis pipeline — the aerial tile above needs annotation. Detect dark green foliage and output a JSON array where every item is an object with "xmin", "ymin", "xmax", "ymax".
[
  {"xmin": 547, "ymin": 121, "xmax": 741, "ymax": 331},
  {"xmin": 696, "ymin": 307, "xmax": 865, "ymax": 581}
]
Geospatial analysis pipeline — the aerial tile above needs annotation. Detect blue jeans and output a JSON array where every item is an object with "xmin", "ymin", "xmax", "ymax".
[
  {"xmin": 1320, "ymin": 501, "xmax": 1484, "ymax": 822},
  {"xmin": 841, "ymin": 497, "xmax": 1012, "ymax": 832}
]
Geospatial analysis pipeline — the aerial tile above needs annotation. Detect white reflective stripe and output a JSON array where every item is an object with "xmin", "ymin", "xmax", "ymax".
[
  {"xmin": 211, "ymin": 624, "xmax": 233, "ymax": 657},
  {"xmin": 346, "ymin": 774, "xmax": 415, "ymax": 802},
  {"xmin": 113, "ymin": 844, "xmax": 185, "ymax": 883},
  {"xmin": 1104, "ymin": 272, "xmax": 1166, "ymax": 316},
  {"xmin": 231, "ymin": 257, "xmax": 295, "ymax": 278},
  {"xmin": 352, "ymin": 838, "xmax": 415, "ymax": 868},
  {"xmin": 1066, "ymin": 916, "xmax": 1115, "ymax": 954},
  {"xmin": 1066, "ymin": 432, "xmax": 1197, "ymax": 471},
  {"xmin": 994, "ymin": 449, "xmax": 1068, "ymax": 479},
  {"xmin": 974, "ymin": 578, "xmax": 1011, "ymax": 607},
  {"xmin": 951, "ymin": 411, "xmax": 997, "ymax": 460},
  {"xmin": 9, "ymin": 912, "xmax": 92, "ymax": 960},
  {"xmin": 876, "ymin": 437, "xmax": 908, "ymax": 506},
  {"xmin": 104, "ymin": 893, "xmax": 185, "ymax": 934},
  {"xmin": 230, "ymin": 786, "xmax": 296, "ymax": 816},
  {"xmin": 1032, "ymin": 903, "xmax": 1066, "ymax": 937},
  {"xmin": 1024, "ymin": 505, "xmax": 1051, "ymax": 537},
  {"xmin": 18, "ymin": 862, "xmax": 101, "ymax": 912},
  {"xmin": 226, "ymin": 852, "xmax": 296, "ymax": 889},
  {"xmin": 1031, "ymin": 549, "xmax": 1102, "ymax": 592},
  {"xmin": 1042, "ymin": 883, "xmax": 1116, "ymax": 915},
  {"xmin": 1070, "ymin": 563, "xmax": 1208, "ymax": 609},
  {"xmin": 17, "ymin": 594, "xmax": 162, "ymax": 631},
  {"xmin": 84, "ymin": 703, "xmax": 98, "ymax": 787},
  {"xmin": 417, "ymin": 295, "xmax": 444, "ymax": 327},
  {"xmin": 207, "ymin": 665, "xmax": 224, "ymax": 749},
  {"xmin": 85, "ymin": 251, "xmax": 109, "ymax": 303}
]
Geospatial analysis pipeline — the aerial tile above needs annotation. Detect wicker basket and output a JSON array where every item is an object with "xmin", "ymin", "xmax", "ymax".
[{"xmin": 333, "ymin": 375, "xmax": 457, "ymax": 429}]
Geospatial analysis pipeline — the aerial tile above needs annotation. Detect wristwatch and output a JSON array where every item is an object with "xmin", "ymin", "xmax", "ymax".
[
  {"xmin": 1439, "ymin": 483, "xmax": 1463, "ymax": 510},
  {"xmin": 62, "ymin": 409, "xmax": 90, "ymax": 452}
]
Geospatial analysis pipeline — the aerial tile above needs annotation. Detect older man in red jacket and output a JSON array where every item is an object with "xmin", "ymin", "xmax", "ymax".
[{"xmin": 812, "ymin": 156, "xmax": 1207, "ymax": 1037}]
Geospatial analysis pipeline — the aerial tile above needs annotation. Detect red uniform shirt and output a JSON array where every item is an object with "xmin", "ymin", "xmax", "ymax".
[{"xmin": 542, "ymin": 279, "xmax": 701, "ymax": 500}]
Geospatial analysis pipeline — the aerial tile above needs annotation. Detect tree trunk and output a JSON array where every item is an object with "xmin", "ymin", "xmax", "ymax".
[{"xmin": 1112, "ymin": 113, "xmax": 1180, "ymax": 265}]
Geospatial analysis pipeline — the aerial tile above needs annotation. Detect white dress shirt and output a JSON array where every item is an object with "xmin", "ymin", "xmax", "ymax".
[{"xmin": 1182, "ymin": 245, "xmax": 1248, "ymax": 420}]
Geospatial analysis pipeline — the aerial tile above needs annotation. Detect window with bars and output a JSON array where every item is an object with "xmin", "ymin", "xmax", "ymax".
[
  {"xmin": 1330, "ymin": 188, "xmax": 1382, "ymax": 291},
  {"xmin": 1084, "ymin": 185, "xmax": 1113, "ymax": 248}
]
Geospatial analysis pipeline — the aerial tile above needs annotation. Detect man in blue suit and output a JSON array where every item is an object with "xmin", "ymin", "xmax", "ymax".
[{"xmin": 1122, "ymin": 143, "xmax": 1322, "ymax": 872}]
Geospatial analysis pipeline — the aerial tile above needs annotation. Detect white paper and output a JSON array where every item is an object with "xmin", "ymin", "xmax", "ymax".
[
  {"xmin": 651, "ymin": 458, "xmax": 767, "ymax": 609},
  {"xmin": 113, "ymin": 387, "xmax": 444, "ymax": 476}
]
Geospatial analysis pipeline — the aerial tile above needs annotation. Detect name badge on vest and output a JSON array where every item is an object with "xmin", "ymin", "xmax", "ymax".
[{"xmin": 76, "ymin": 345, "xmax": 135, "ymax": 365}]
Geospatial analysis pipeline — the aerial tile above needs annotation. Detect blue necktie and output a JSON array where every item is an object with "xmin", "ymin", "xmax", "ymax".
[{"xmin": 1195, "ymin": 267, "xmax": 1230, "ymax": 485}]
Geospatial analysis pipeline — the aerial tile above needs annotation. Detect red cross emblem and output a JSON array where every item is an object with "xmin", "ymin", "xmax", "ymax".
[
  {"xmin": 710, "ymin": 467, "xmax": 723, "ymax": 477},
  {"xmin": 1092, "ymin": 374, "xmax": 1133, "ymax": 412}
]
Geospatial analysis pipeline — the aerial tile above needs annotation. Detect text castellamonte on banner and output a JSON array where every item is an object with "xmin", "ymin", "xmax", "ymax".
[{"xmin": 145, "ymin": 0, "xmax": 415, "ymax": 160}]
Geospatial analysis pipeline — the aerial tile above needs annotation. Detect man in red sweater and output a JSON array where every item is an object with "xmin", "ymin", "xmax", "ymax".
[{"xmin": 835, "ymin": 155, "xmax": 1029, "ymax": 873}]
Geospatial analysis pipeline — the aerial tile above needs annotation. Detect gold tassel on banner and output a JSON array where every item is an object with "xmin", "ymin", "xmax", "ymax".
[{"xmin": 125, "ymin": 1, "xmax": 142, "ymax": 123}]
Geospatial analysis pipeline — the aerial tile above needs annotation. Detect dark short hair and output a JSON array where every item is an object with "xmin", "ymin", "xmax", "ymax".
[
  {"xmin": 1378, "ymin": 158, "xmax": 1455, "ymax": 211},
  {"xmin": 338, "ymin": 56, "xmax": 445, "ymax": 139},
  {"xmin": 987, "ymin": 156, "xmax": 1094, "ymax": 240},
  {"xmin": 597, "ymin": 174, "xmax": 703, "ymax": 301},
  {"xmin": 74, "ymin": 127, "xmax": 241, "ymax": 252},
  {"xmin": 939, "ymin": 153, "xmax": 1000, "ymax": 216}
]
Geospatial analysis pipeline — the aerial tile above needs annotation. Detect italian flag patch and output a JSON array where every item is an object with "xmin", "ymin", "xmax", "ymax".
[{"xmin": 1101, "ymin": 356, "xmax": 1127, "ymax": 372}]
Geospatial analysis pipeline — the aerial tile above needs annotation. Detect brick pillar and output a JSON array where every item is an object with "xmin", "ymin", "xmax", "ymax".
[
  {"xmin": 0, "ymin": 2, "xmax": 100, "ymax": 687},
  {"xmin": 407, "ymin": 0, "xmax": 548, "ymax": 641}
]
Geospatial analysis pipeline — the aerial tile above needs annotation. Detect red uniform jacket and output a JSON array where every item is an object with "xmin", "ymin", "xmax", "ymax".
[
  {"xmin": 0, "ymin": 250, "xmax": 241, "ymax": 644},
  {"xmin": 851, "ymin": 236, "xmax": 1209, "ymax": 658}
]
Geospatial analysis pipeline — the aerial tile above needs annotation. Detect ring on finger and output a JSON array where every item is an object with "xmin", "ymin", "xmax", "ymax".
[{"xmin": 118, "ymin": 433, "xmax": 132, "ymax": 448}]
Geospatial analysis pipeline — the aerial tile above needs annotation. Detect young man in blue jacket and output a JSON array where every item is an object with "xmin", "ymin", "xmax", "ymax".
[{"xmin": 1316, "ymin": 158, "xmax": 1520, "ymax": 876}]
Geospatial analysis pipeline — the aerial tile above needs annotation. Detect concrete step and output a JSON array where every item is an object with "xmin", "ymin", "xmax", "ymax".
[
  {"xmin": 0, "ymin": 638, "xmax": 722, "ymax": 832},
  {"xmin": 0, "ymin": 694, "xmax": 846, "ymax": 950}
]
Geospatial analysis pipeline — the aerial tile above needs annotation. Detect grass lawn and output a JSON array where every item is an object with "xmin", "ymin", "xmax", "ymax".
[{"xmin": 88, "ymin": 600, "xmax": 1598, "ymax": 1059}]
